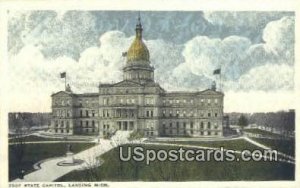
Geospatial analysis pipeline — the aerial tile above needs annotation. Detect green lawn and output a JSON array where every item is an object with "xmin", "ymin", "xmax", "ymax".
[
  {"xmin": 57, "ymin": 144, "xmax": 294, "ymax": 181},
  {"xmin": 252, "ymin": 138, "xmax": 295, "ymax": 156},
  {"xmin": 9, "ymin": 142, "xmax": 95, "ymax": 181},
  {"xmin": 243, "ymin": 129, "xmax": 283, "ymax": 138},
  {"xmin": 9, "ymin": 135, "xmax": 94, "ymax": 143},
  {"xmin": 149, "ymin": 139, "xmax": 261, "ymax": 151},
  {"xmin": 9, "ymin": 135, "xmax": 62, "ymax": 143}
]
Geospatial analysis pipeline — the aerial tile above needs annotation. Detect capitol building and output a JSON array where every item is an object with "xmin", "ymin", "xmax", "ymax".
[{"xmin": 50, "ymin": 16, "xmax": 224, "ymax": 138}]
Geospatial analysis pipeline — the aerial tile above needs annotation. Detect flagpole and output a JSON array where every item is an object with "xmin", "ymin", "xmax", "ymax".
[
  {"xmin": 65, "ymin": 74, "xmax": 67, "ymax": 91},
  {"xmin": 220, "ymin": 70, "xmax": 222, "ymax": 92}
]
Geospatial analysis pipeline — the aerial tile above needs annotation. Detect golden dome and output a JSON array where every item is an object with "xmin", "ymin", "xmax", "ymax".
[
  {"xmin": 127, "ymin": 38, "xmax": 149, "ymax": 62},
  {"xmin": 127, "ymin": 14, "xmax": 150, "ymax": 62}
]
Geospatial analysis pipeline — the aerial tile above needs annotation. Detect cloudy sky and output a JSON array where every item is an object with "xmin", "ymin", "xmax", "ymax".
[{"xmin": 7, "ymin": 11, "xmax": 295, "ymax": 112}]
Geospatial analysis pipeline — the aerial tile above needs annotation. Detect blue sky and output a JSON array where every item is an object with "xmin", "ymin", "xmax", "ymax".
[{"xmin": 7, "ymin": 11, "xmax": 295, "ymax": 112}]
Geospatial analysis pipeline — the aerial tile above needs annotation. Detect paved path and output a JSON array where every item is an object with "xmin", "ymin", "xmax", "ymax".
[
  {"xmin": 13, "ymin": 131, "xmax": 133, "ymax": 182},
  {"xmin": 243, "ymin": 136, "xmax": 295, "ymax": 161},
  {"xmin": 243, "ymin": 136, "xmax": 271, "ymax": 150}
]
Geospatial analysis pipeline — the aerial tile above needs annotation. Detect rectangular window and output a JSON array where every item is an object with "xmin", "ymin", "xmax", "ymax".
[
  {"xmin": 215, "ymin": 113, "xmax": 218, "ymax": 117},
  {"xmin": 150, "ymin": 110, "xmax": 154, "ymax": 117}
]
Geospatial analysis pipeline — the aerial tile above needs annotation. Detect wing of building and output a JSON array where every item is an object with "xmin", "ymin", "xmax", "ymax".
[{"xmin": 50, "ymin": 15, "xmax": 224, "ymax": 138}]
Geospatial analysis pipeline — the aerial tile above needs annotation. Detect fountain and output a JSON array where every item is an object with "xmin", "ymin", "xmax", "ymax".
[{"xmin": 57, "ymin": 144, "xmax": 84, "ymax": 166}]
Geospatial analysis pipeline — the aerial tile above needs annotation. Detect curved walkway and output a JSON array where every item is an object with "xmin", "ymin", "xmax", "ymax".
[{"xmin": 13, "ymin": 131, "xmax": 132, "ymax": 182}]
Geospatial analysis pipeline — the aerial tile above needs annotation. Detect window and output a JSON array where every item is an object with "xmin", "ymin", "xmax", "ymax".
[
  {"xmin": 208, "ymin": 122, "xmax": 211, "ymax": 129},
  {"xmin": 169, "ymin": 122, "xmax": 172, "ymax": 128},
  {"xmin": 215, "ymin": 132, "xmax": 218, "ymax": 135},
  {"xmin": 55, "ymin": 121, "xmax": 58, "ymax": 127},
  {"xmin": 191, "ymin": 130, "xmax": 194, "ymax": 134},
  {"xmin": 150, "ymin": 110, "xmax": 154, "ymax": 117},
  {"xmin": 66, "ymin": 121, "xmax": 70, "ymax": 128},
  {"xmin": 215, "ymin": 113, "xmax": 218, "ymax": 117},
  {"xmin": 208, "ymin": 113, "xmax": 211, "ymax": 117},
  {"xmin": 163, "ymin": 110, "xmax": 166, "ymax": 117},
  {"xmin": 86, "ymin": 121, "xmax": 89, "ymax": 127},
  {"xmin": 200, "ymin": 131, "xmax": 204, "ymax": 135},
  {"xmin": 86, "ymin": 110, "xmax": 89, "ymax": 117},
  {"xmin": 80, "ymin": 121, "xmax": 83, "ymax": 127},
  {"xmin": 208, "ymin": 131, "xmax": 211, "ymax": 135},
  {"xmin": 80, "ymin": 110, "xmax": 83, "ymax": 117},
  {"xmin": 61, "ymin": 121, "xmax": 64, "ymax": 127},
  {"xmin": 200, "ymin": 122, "xmax": 204, "ymax": 129},
  {"xmin": 176, "ymin": 122, "xmax": 179, "ymax": 129},
  {"xmin": 190, "ymin": 122, "xmax": 193, "ymax": 129},
  {"xmin": 92, "ymin": 110, "xmax": 95, "ymax": 117},
  {"xmin": 92, "ymin": 121, "xmax": 95, "ymax": 127},
  {"xmin": 176, "ymin": 110, "xmax": 180, "ymax": 117},
  {"xmin": 146, "ymin": 111, "xmax": 150, "ymax": 117},
  {"xmin": 183, "ymin": 122, "xmax": 186, "ymax": 128},
  {"xmin": 169, "ymin": 111, "xmax": 172, "ymax": 117}
]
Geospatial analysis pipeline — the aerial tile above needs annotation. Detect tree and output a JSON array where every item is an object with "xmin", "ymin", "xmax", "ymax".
[
  {"xmin": 11, "ymin": 113, "xmax": 30, "ymax": 179},
  {"xmin": 238, "ymin": 115, "xmax": 248, "ymax": 130}
]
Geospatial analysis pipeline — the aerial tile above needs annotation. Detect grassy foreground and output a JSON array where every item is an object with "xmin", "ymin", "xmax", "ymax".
[
  {"xmin": 252, "ymin": 138, "xmax": 295, "ymax": 156},
  {"xmin": 57, "ymin": 144, "xmax": 294, "ymax": 181},
  {"xmin": 9, "ymin": 142, "xmax": 94, "ymax": 181},
  {"xmin": 149, "ymin": 139, "xmax": 261, "ymax": 151}
]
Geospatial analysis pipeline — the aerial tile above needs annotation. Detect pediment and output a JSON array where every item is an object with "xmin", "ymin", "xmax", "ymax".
[
  {"xmin": 113, "ymin": 80, "xmax": 142, "ymax": 87},
  {"xmin": 199, "ymin": 89, "xmax": 223, "ymax": 95},
  {"xmin": 51, "ymin": 91, "xmax": 73, "ymax": 97}
]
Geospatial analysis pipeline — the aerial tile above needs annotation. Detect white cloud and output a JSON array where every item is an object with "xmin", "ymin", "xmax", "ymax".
[
  {"xmin": 203, "ymin": 12, "xmax": 292, "ymax": 29},
  {"xmin": 181, "ymin": 35, "xmax": 252, "ymax": 81},
  {"xmin": 236, "ymin": 64, "xmax": 293, "ymax": 91},
  {"xmin": 262, "ymin": 16, "xmax": 294, "ymax": 58}
]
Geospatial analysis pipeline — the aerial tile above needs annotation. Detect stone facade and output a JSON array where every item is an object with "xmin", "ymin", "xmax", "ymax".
[{"xmin": 50, "ymin": 16, "xmax": 224, "ymax": 138}]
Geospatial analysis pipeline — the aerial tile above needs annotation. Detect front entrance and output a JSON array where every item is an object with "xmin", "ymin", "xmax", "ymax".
[{"xmin": 117, "ymin": 121, "xmax": 135, "ymax": 130}]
